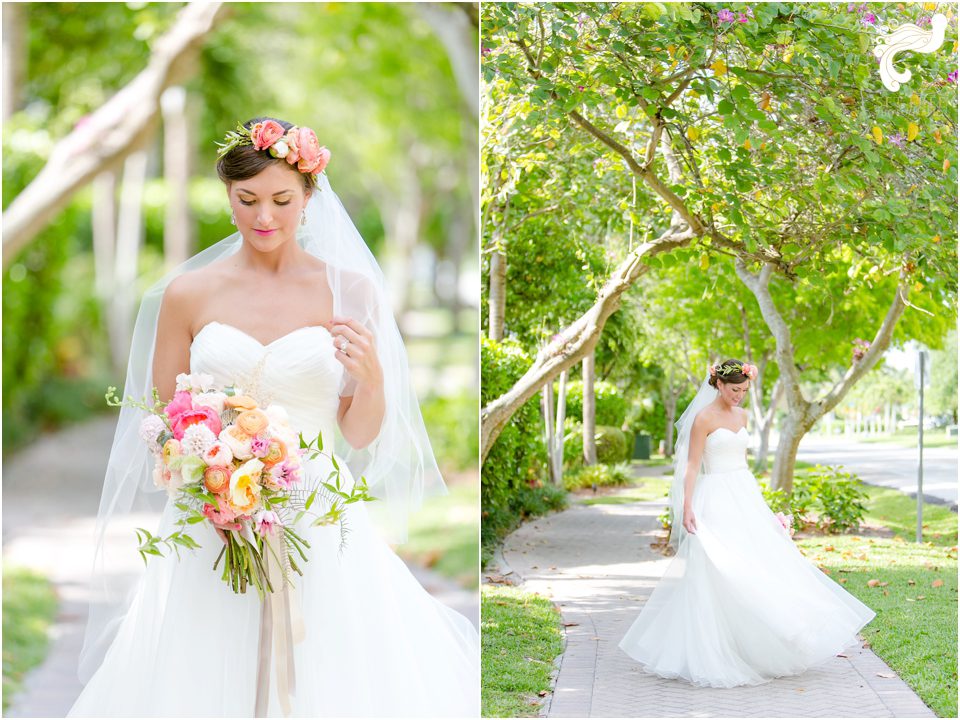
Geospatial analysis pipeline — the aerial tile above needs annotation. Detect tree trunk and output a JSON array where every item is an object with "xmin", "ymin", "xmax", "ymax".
[
  {"xmin": 555, "ymin": 369, "xmax": 568, "ymax": 482},
  {"xmin": 92, "ymin": 171, "xmax": 118, "ymax": 304},
  {"xmin": 108, "ymin": 149, "xmax": 148, "ymax": 372},
  {"xmin": 542, "ymin": 379, "xmax": 556, "ymax": 484},
  {"xmin": 582, "ymin": 351, "xmax": 597, "ymax": 465},
  {"xmin": 2, "ymin": 2, "xmax": 26, "ymax": 121},
  {"xmin": 488, "ymin": 247, "xmax": 506, "ymax": 340},
  {"xmin": 2, "ymin": 2, "xmax": 227, "ymax": 266},
  {"xmin": 481, "ymin": 225, "xmax": 696, "ymax": 461},
  {"xmin": 161, "ymin": 86, "xmax": 192, "ymax": 269},
  {"xmin": 736, "ymin": 259, "xmax": 908, "ymax": 495},
  {"xmin": 752, "ymin": 376, "xmax": 783, "ymax": 474}
]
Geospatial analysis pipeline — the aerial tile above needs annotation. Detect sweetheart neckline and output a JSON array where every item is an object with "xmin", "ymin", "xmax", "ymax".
[
  {"xmin": 191, "ymin": 321, "xmax": 332, "ymax": 350},
  {"xmin": 707, "ymin": 426, "xmax": 748, "ymax": 439}
]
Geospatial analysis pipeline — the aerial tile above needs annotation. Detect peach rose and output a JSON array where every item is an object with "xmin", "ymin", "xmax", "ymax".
[
  {"xmin": 236, "ymin": 409, "xmax": 269, "ymax": 436},
  {"xmin": 219, "ymin": 425, "xmax": 253, "ymax": 461},
  {"xmin": 202, "ymin": 441, "xmax": 233, "ymax": 467},
  {"xmin": 204, "ymin": 465, "xmax": 231, "ymax": 495},
  {"xmin": 251, "ymin": 120, "xmax": 285, "ymax": 151}
]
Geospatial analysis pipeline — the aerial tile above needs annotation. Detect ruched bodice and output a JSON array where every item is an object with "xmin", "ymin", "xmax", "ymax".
[
  {"xmin": 189, "ymin": 321, "xmax": 342, "ymax": 446},
  {"xmin": 702, "ymin": 426, "xmax": 749, "ymax": 473}
]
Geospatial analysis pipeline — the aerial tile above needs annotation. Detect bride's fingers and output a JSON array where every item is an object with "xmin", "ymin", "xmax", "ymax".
[
  {"xmin": 330, "ymin": 317, "xmax": 375, "ymax": 346},
  {"xmin": 330, "ymin": 324, "xmax": 366, "ymax": 347}
]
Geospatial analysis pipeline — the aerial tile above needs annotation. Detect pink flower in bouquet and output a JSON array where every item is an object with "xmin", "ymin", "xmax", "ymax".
[
  {"xmin": 194, "ymin": 391, "xmax": 227, "ymax": 415},
  {"xmin": 202, "ymin": 441, "xmax": 233, "ymax": 467},
  {"xmin": 254, "ymin": 509, "xmax": 282, "ymax": 536},
  {"xmin": 250, "ymin": 435, "xmax": 271, "ymax": 458},
  {"xmin": 251, "ymin": 120, "xmax": 285, "ymax": 151},
  {"xmin": 268, "ymin": 459, "xmax": 302, "ymax": 490},
  {"xmin": 164, "ymin": 390, "xmax": 194, "ymax": 422},
  {"xmin": 203, "ymin": 498, "xmax": 242, "ymax": 530},
  {"xmin": 171, "ymin": 405, "xmax": 222, "ymax": 441},
  {"xmin": 774, "ymin": 511, "xmax": 795, "ymax": 536},
  {"xmin": 139, "ymin": 414, "xmax": 167, "ymax": 452}
]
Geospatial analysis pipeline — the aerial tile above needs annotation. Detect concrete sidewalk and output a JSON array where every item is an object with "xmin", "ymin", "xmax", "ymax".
[
  {"xmin": 501, "ymin": 495, "xmax": 936, "ymax": 718},
  {"xmin": 3, "ymin": 416, "xmax": 477, "ymax": 718}
]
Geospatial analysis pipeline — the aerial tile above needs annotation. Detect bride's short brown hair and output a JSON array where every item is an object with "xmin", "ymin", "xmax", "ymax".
[{"xmin": 215, "ymin": 116, "xmax": 318, "ymax": 194}]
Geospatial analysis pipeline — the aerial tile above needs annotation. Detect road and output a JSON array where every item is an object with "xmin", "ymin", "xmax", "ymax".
[{"xmin": 796, "ymin": 434, "xmax": 957, "ymax": 508}]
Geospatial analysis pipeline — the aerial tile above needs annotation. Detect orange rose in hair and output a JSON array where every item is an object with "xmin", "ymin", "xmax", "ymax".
[{"xmin": 251, "ymin": 120, "xmax": 285, "ymax": 151}]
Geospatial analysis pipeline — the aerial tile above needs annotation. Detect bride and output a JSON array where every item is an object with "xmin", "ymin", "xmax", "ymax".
[
  {"xmin": 69, "ymin": 117, "xmax": 479, "ymax": 717},
  {"xmin": 619, "ymin": 359, "xmax": 875, "ymax": 688}
]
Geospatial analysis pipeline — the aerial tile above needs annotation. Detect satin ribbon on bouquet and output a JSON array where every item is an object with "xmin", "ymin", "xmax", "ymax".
[{"xmin": 254, "ymin": 531, "xmax": 305, "ymax": 717}]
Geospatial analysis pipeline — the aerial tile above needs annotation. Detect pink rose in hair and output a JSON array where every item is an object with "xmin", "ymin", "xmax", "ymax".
[
  {"xmin": 293, "ymin": 127, "xmax": 328, "ymax": 173},
  {"xmin": 251, "ymin": 120, "xmax": 285, "ymax": 151},
  {"xmin": 283, "ymin": 129, "xmax": 301, "ymax": 165}
]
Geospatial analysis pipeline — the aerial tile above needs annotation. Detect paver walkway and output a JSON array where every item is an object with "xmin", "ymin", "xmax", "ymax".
[
  {"xmin": 3, "ymin": 416, "xmax": 477, "ymax": 718},
  {"xmin": 501, "ymin": 494, "xmax": 936, "ymax": 718}
]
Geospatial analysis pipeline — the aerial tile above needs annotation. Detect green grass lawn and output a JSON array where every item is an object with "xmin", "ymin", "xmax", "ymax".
[
  {"xmin": 838, "ymin": 429, "xmax": 957, "ymax": 449},
  {"xmin": 399, "ymin": 479, "xmax": 478, "ymax": 588},
  {"xmin": 579, "ymin": 475, "xmax": 671, "ymax": 506},
  {"xmin": 2, "ymin": 566, "xmax": 58, "ymax": 711},
  {"xmin": 796, "ymin": 535, "xmax": 957, "ymax": 718},
  {"xmin": 481, "ymin": 585, "xmax": 564, "ymax": 718},
  {"xmin": 861, "ymin": 484, "xmax": 958, "ymax": 545}
]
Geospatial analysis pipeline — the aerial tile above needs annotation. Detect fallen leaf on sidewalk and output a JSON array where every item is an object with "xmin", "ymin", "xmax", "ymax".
[
  {"xmin": 537, "ymin": 690, "xmax": 548, "ymax": 697},
  {"xmin": 836, "ymin": 652, "xmax": 849, "ymax": 658},
  {"xmin": 876, "ymin": 672, "xmax": 896, "ymax": 679},
  {"xmin": 563, "ymin": 622, "xmax": 579, "ymax": 627}
]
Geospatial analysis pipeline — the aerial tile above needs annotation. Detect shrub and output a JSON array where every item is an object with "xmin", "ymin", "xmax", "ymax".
[
  {"xmin": 561, "ymin": 379, "xmax": 628, "ymax": 427},
  {"xmin": 481, "ymin": 337, "xmax": 552, "ymax": 559},
  {"xmin": 562, "ymin": 418, "xmax": 584, "ymax": 470},
  {"xmin": 564, "ymin": 462, "xmax": 632, "ymax": 491},
  {"xmin": 420, "ymin": 390, "xmax": 478, "ymax": 473},
  {"xmin": 596, "ymin": 426, "xmax": 627, "ymax": 464},
  {"xmin": 760, "ymin": 465, "xmax": 868, "ymax": 533}
]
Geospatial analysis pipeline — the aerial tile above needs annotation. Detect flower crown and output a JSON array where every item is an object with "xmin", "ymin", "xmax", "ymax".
[
  {"xmin": 216, "ymin": 120, "xmax": 330, "ymax": 175},
  {"xmin": 709, "ymin": 361, "xmax": 758, "ymax": 381}
]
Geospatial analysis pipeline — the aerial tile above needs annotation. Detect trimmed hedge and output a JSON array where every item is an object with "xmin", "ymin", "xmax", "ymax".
[{"xmin": 481, "ymin": 337, "xmax": 565, "ymax": 562}]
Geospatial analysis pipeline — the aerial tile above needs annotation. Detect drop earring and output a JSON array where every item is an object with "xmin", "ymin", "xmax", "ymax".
[
  {"xmin": 300, "ymin": 210, "xmax": 307, "ymax": 226},
  {"xmin": 230, "ymin": 212, "xmax": 236, "ymax": 226}
]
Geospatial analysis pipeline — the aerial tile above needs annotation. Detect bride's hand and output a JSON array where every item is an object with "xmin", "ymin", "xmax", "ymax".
[
  {"xmin": 326, "ymin": 316, "xmax": 383, "ymax": 389},
  {"xmin": 683, "ymin": 506, "xmax": 698, "ymax": 534}
]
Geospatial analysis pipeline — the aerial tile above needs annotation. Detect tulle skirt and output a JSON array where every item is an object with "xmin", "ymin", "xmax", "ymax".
[
  {"xmin": 69, "ymin": 458, "xmax": 479, "ymax": 717},
  {"xmin": 618, "ymin": 466, "xmax": 875, "ymax": 688}
]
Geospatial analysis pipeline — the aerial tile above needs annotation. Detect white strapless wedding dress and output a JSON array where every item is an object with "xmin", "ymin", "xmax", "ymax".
[
  {"xmin": 69, "ymin": 321, "xmax": 479, "ymax": 717},
  {"xmin": 618, "ymin": 426, "xmax": 875, "ymax": 688}
]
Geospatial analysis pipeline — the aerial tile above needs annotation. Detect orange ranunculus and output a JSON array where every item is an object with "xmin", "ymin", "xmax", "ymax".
[
  {"xmin": 261, "ymin": 438, "xmax": 288, "ymax": 467},
  {"xmin": 236, "ymin": 409, "xmax": 269, "ymax": 436},
  {"xmin": 225, "ymin": 395, "xmax": 258, "ymax": 410},
  {"xmin": 204, "ymin": 465, "xmax": 231, "ymax": 495}
]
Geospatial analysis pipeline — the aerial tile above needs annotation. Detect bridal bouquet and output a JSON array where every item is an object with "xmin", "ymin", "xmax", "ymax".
[{"xmin": 106, "ymin": 372, "xmax": 375, "ymax": 597}]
